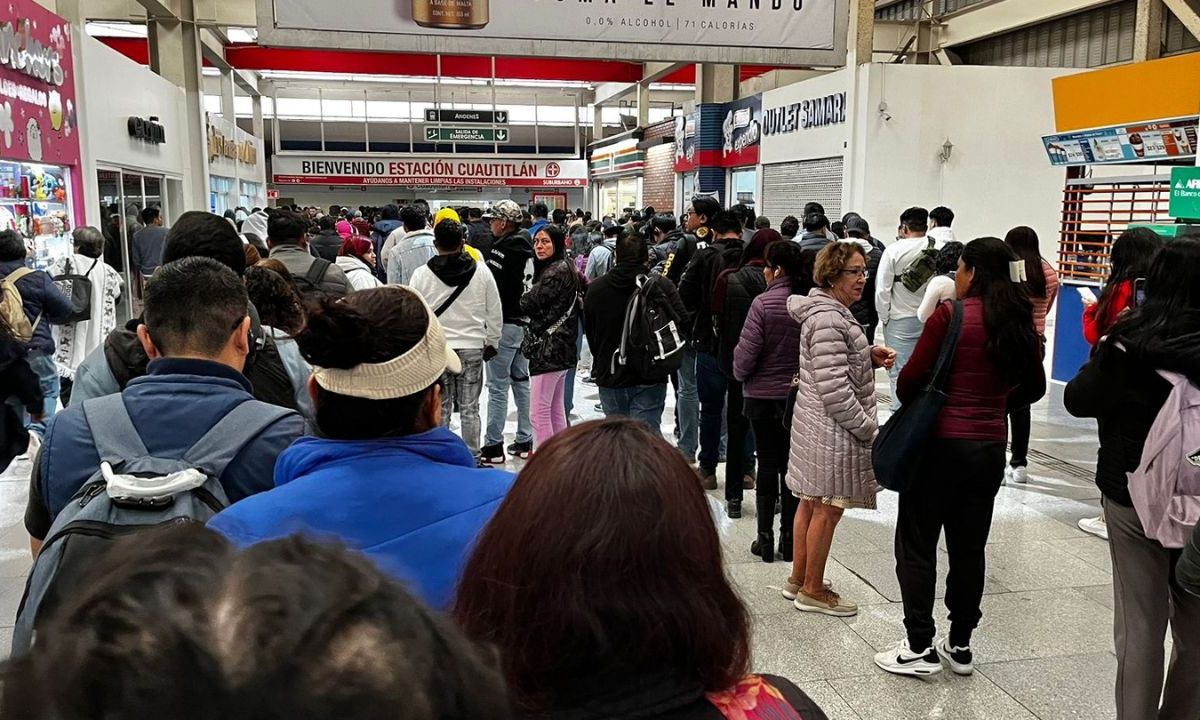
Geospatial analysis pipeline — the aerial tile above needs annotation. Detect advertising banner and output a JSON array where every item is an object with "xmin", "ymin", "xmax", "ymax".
[
  {"xmin": 272, "ymin": 155, "xmax": 588, "ymax": 187},
  {"xmin": 0, "ymin": 0, "xmax": 79, "ymax": 167},
  {"xmin": 262, "ymin": 0, "xmax": 847, "ymax": 65},
  {"xmin": 720, "ymin": 95, "xmax": 761, "ymax": 168},
  {"xmin": 1042, "ymin": 116, "xmax": 1198, "ymax": 167}
]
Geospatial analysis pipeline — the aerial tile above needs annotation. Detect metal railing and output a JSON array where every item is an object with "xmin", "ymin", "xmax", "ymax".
[{"xmin": 1057, "ymin": 176, "xmax": 1172, "ymax": 282}]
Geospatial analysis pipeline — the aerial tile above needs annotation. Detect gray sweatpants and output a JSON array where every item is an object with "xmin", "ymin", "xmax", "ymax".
[{"xmin": 1105, "ymin": 498, "xmax": 1200, "ymax": 720}]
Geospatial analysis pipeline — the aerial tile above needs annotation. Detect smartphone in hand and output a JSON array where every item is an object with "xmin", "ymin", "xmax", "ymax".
[
  {"xmin": 1077, "ymin": 286, "xmax": 1098, "ymax": 306},
  {"xmin": 1133, "ymin": 278, "xmax": 1146, "ymax": 307}
]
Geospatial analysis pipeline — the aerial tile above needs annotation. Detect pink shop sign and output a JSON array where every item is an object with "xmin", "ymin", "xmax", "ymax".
[{"xmin": 0, "ymin": 0, "xmax": 79, "ymax": 167}]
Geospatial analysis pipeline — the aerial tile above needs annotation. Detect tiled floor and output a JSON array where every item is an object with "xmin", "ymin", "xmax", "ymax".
[{"xmin": 0, "ymin": 375, "xmax": 1125, "ymax": 719}]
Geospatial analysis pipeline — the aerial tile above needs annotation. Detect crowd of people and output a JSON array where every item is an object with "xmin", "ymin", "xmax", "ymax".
[{"xmin": 0, "ymin": 192, "xmax": 1197, "ymax": 720}]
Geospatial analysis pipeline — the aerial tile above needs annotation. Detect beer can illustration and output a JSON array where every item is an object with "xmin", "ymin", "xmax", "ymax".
[{"xmin": 412, "ymin": 0, "xmax": 489, "ymax": 29}]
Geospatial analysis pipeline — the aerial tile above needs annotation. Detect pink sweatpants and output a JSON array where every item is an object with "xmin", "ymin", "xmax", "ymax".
[{"xmin": 530, "ymin": 370, "xmax": 569, "ymax": 449}]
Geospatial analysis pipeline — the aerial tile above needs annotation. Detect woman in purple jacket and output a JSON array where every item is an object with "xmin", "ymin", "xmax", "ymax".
[{"xmin": 733, "ymin": 241, "xmax": 817, "ymax": 562}]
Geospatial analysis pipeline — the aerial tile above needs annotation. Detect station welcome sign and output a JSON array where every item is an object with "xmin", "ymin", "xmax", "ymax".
[
  {"xmin": 272, "ymin": 155, "xmax": 589, "ymax": 188},
  {"xmin": 261, "ymin": 0, "xmax": 847, "ymax": 65}
]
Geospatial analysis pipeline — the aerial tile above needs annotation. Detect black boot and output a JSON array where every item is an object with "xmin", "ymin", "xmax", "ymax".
[
  {"xmin": 777, "ymin": 531, "xmax": 793, "ymax": 562},
  {"xmin": 751, "ymin": 531, "xmax": 775, "ymax": 563}
]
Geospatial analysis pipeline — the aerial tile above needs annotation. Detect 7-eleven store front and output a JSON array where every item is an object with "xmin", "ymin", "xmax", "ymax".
[{"xmin": 589, "ymin": 138, "xmax": 645, "ymax": 218}]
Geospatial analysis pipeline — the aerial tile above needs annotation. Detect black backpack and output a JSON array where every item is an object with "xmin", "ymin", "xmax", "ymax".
[
  {"xmin": 612, "ymin": 274, "xmax": 686, "ymax": 380},
  {"xmin": 53, "ymin": 257, "xmax": 99, "ymax": 323},
  {"xmin": 293, "ymin": 258, "xmax": 332, "ymax": 296}
]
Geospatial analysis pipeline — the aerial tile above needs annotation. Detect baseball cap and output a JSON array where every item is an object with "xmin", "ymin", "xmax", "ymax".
[
  {"xmin": 310, "ymin": 287, "xmax": 461, "ymax": 401},
  {"xmin": 845, "ymin": 216, "xmax": 871, "ymax": 238},
  {"xmin": 482, "ymin": 200, "xmax": 523, "ymax": 224}
]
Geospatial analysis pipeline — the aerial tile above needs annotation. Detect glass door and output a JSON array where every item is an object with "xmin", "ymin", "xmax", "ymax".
[{"xmin": 96, "ymin": 168, "xmax": 170, "ymax": 326}]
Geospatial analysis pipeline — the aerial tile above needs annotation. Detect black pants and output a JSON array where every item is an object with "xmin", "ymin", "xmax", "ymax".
[
  {"xmin": 724, "ymin": 380, "xmax": 756, "ymax": 503},
  {"xmin": 895, "ymin": 438, "xmax": 1005, "ymax": 651},
  {"xmin": 1008, "ymin": 406, "xmax": 1031, "ymax": 468},
  {"xmin": 747, "ymin": 404, "xmax": 798, "ymax": 537}
]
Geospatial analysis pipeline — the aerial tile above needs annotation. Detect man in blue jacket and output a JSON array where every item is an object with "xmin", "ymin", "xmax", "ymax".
[
  {"xmin": 25, "ymin": 257, "xmax": 304, "ymax": 554},
  {"xmin": 0, "ymin": 230, "xmax": 73, "ymax": 434}
]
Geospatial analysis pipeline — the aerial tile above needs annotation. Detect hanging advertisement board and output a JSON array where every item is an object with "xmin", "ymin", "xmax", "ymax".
[
  {"xmin": 257, "ymin": 0, "xmax": 849, "ymax": 66},
  {"xmin": 1041, "ymin": 116, "xmax": 1198, "ymax": 166},
  {"xmin": 272, "ymin": 155, "xmax": 588, "ymax": 187}
]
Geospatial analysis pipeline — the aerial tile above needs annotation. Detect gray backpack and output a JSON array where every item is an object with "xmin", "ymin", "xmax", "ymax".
[{"xmin": 12, "ymin": 394, "xmax": 292, "ymax": 655}]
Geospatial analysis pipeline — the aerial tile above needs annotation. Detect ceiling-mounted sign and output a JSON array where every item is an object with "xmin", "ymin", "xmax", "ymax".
[
  {"xmin": 424, "ymin": 108, "xmax": 508, "ymax": 124},
  {"xmin": 425, "ymin": 127, "xmax": 510, "ymax": 143},
  {"xmin": 1041, "ymin": 116, "xmax": 1198, "ymax": 167},
  {"xmin": 272, "ymin": 155, "xmax": 588, "ymax": 187},
  {"xmin": 259, "ymin": 0, "xmax": 849, "ymax": 66}
]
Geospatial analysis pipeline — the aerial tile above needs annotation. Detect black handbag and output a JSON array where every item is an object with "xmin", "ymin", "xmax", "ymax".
[{"xmin": 872, "ymin": 300, "xmax": 964, "ymax": 492}]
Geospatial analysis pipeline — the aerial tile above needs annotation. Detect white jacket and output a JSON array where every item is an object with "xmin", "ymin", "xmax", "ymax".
[
  {"xmin": 409, "ymin": 262, "xmax": 503, "ymax": 351},
  {"xmin": 335, "ymin": 255, "xmax": 383, "ymax": 292},
  {"xmin": 875, "ymin": 234, "xmax": 946, "ymax": 324}
]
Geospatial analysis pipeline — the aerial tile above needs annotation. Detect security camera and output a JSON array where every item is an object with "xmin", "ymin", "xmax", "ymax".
[{"xmin": 878, "ymin": 101, "xmax": 892, "ymax": 122}]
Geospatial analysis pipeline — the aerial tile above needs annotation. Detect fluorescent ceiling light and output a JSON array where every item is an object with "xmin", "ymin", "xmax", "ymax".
[{"xmin": 85, "ymin": 21, "xmax": 147, "ymax": 38}]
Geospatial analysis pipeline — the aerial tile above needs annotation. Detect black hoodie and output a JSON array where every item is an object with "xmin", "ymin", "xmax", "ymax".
[
  {"xmin": 485, "ymin": 229, "xmax": 535, "ymax": 324},
  {"xmin": 1064, "ymin": 322, "xmax": 1200, "ymax": 506},
  {"xmin": 427, "ymin": 252, "xmax": 477, "ymax": 288}
]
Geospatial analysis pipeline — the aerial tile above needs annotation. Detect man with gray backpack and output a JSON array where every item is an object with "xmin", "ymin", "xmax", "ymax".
[
  {"xmin": 874, "ymin": 207, "xmax": 945, "ymax": 410},
  {"xmin": 15, "ymin": 257, "xmax": 304, "ymax": 653}
]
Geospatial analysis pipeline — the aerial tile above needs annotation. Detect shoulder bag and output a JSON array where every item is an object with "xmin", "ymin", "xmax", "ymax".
[{"xmin": 872, "ymin": 300, "xmax": 964, "ymax": 492}]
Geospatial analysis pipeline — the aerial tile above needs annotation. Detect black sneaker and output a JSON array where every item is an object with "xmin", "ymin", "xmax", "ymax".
[
  {"xmin": 479, "ymin": 443, "xmax": 505, "ymax": 465},
  {"xmin": 506, "ymin": 440, "xmax": 533, "ymax": 460},
  {"xmin": 936, "ymin": 637, "xmax": 974, "ymax": 675},
  {"xmin": 727, "ymin": 500, "xmax": 742, "ymax": 519}
]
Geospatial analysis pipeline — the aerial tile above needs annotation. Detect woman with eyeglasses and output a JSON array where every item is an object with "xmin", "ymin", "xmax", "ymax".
[
  {"xmin": 875, "ymin": 237, "xmax": 1045, "ymax": 678},
  {"xmin": 784, "ymin": 242, "xmax": 896, "ymax": 618}
]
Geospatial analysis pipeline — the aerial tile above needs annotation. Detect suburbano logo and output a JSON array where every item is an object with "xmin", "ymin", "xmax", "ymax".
[{"xmin": 0, "ymin": 19, "xmax": 65, "ymax": 87}]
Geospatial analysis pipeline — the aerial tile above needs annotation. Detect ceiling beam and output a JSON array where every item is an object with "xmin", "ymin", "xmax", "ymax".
[
  {"xmin": 1163, "ymin": 0, "xmax": 1200, "ymax": 40},
  {"xmin": 593, "ymin": 62, "xmax": 689, "ymax": 108}
]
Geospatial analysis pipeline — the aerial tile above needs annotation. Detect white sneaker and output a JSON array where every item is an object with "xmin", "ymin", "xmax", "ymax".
[
  {"xmin": 1001, "ymin": 466, "xmax": 1012, "ymax": 485},
  {"xmin": 1078, "ymin": 515, "xmax": 1108, "ymax": 541},
  {"xmin": 1011, "ymin": 466, "xmax": 1028, "ymax": 484},
  {"xmin": 935, "ymin": 637, "xmax": 974, "ymax": 675},
  {"xmin": 874, "ymin": 639, "xmax": 943, "ymax": 677}
]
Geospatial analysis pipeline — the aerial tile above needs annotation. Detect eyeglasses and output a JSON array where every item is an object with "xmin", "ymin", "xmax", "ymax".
[
  {"xmin": 840, "ymin": 268, "xmax": 870, "ymax": 278},
  {"xmin": 684, "ymin": 209, "xmax": 696, "ymax": 216}
]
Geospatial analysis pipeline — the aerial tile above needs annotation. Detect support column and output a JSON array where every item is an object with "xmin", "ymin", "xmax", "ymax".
[
  {"xmin": 636, "ymin": 82, "xmax": 650, "ymax": 128},
  {"xmin": 1134, "ymin": 0, "xmax": 1164, "ymax": 62},
  {"xmin": 149, "ymin": 0, "xmax": 208, "ymax": 212},
  {"xmin": 220, "ymin": 68, "xmax": 237, "ymax": 125},
  {"xmin": 593, "ymin": 106, "xmax": 604, "ymax": 142},
  {"xmin": 252, "ymin": 95, "xmax": 264, "ymax": 142},
  {"xmin": 695, "ymin": 64, "xmax": 738, "ymax": 104},
  {"xmin": 848, "ymin": 0, "xmax": 876, "ymax": 65}
]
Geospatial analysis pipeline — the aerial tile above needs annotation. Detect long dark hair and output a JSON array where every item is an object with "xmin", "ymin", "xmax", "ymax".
[
  {"xmin": 1004, "ymin": 226, "xmax": 1047, "ymax": 298},
  {"xmin": 1109, "ymin": 238, "xmax": 1200, "ymax": 374},
  {"xmin": 960, "ymin": 237, "xmax": 1041, "ymax": 382},
  {"xmin": 1095, "ymin": 227, "xmax": 1163, "ymax": 329},
  {"xmin": 297, "ymin": 287, "xmax": 433, "ymax": 440},
  {"xmin": 532, "ymin": 224, "xmax": 566, "ymax": 281},
  {"xmin": 766, "ymin": 240, "xmax": 815, "ymax": 296},
  {"xmin": 453, "ymin": 418, "xmax": 751, "ymax": 713}
]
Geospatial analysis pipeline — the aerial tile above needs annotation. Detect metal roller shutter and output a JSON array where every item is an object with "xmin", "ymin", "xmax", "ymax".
[{"xmin": 760, "ymin": 158, "xmax": 844, "ymax": 224}]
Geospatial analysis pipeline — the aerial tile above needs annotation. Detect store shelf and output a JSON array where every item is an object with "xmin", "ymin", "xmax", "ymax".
[{"xmin": 0, "ymin": 200, "xmax": 68, "ymax": 207}]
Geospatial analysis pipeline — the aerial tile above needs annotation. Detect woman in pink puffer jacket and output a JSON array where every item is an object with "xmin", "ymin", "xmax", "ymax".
[{"xmin": 783, "ymin": 242, "xmax": 895, "ymax": 620}]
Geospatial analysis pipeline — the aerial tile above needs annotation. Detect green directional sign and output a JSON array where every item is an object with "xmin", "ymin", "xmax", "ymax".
[
  {"xmin": 1170, "ymin": 166, "xmax": 1200, "ymax": 220},
  {"xmin": 425, "ymin": 126, "xmax": 510, "ymax": 143}
]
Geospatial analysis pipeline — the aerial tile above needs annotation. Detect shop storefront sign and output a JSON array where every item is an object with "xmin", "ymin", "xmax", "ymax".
[
  {"xmin": 208, "ymin": 122, "xmax": 258, "ymax": 165},
  {"xmin": 0, "ymin": 0, "xmax": 78, "ymax": 167},
  {"xmin": 763, "ymin": 92, "xmax": 847, "ymax": 135},
  {"xmin": 1170, "ymin": 167, "xmax": 1200, "ymax": 220},
  {"xmin": 272, "ymin": 155, "xmax": 588, "ymax": 187},
  {"xmin": 590, "ymin": 139, "xmax": 645, "ymax": 178},
  {"xmin": 265, "ymin": 0, "xmax": 847, "ymax": 65},
  {"xmin": 721, "ymin": 95, "xmax": 761, "ymax": 168},
  {"xmin": 127, "ymin": 116, "xmax": 165, "ymax": 144},
  {"xmin": 1042, "ymin": 117, "xmax": 1198, "ymax": 167}
]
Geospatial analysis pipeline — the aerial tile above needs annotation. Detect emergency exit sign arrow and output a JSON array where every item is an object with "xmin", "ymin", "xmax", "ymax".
[
  {"xmin": 426, "ymin": 127, "xmax": 510, "ymax": 143},
  {"xmin": 496, "ymin": 128, "xmax": 509, "ymax": 142}
]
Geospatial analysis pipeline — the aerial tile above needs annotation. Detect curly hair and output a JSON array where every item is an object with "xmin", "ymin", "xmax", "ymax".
[
  {"xmin": 245, "ymin": 264, "xmax": 304, "ymax": 335},
  {"xmin": 813, "ymin": 241, "xmax": 868, "ymax": 288}
]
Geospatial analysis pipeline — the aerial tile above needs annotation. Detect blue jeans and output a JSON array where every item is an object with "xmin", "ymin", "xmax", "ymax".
[
  {"xmin": 598, "ymin": 384, "xmax": 668, "ymax": 433},
  {"xmin": 675, "ymin": 345, "xmax": 699, "ymax": 462},
  {"xmin": 696, "ymin": 350, "xmax": 752, "ymax": 476},
  {"xmin": 484, "ymin": 323, "xmax": 533, "ymax": 447},
  {"xmin": 26, "ymin": 352, "xmax": 59, "ymax": 436},
  {"xmin": 442, "ymin": 349, "xmax": 484, "ymax": 456},
  {"xmin": 883, "ymin": 315, "xmax": 926, "ymax": 411}
]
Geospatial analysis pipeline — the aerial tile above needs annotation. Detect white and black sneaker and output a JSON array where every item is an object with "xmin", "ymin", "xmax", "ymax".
[
  {"xmin": 874, "ymin": 639, "xmax": 943, "ymax": 677},
  {"xmin": 936, "ymin": 637, "xmax": 974, "ymax": 675}
]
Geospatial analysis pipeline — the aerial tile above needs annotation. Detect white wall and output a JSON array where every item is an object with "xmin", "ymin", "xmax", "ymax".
[
  {"xmin": 847, "ymin": 64, "xmax": 1082, "ymax": 256},
  {"xmin": 78, "ymin": 35, "xmax": 190, "ymax": 226},
  {"xmin": 207, "ymin": 112, "xmax": 267, "ymax": 208}
]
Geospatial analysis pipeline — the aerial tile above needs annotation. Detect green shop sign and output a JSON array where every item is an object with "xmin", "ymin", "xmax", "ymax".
[{"xmin": 1170, "ymin": 166, "xmax": 1200, "ymax": 220}]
